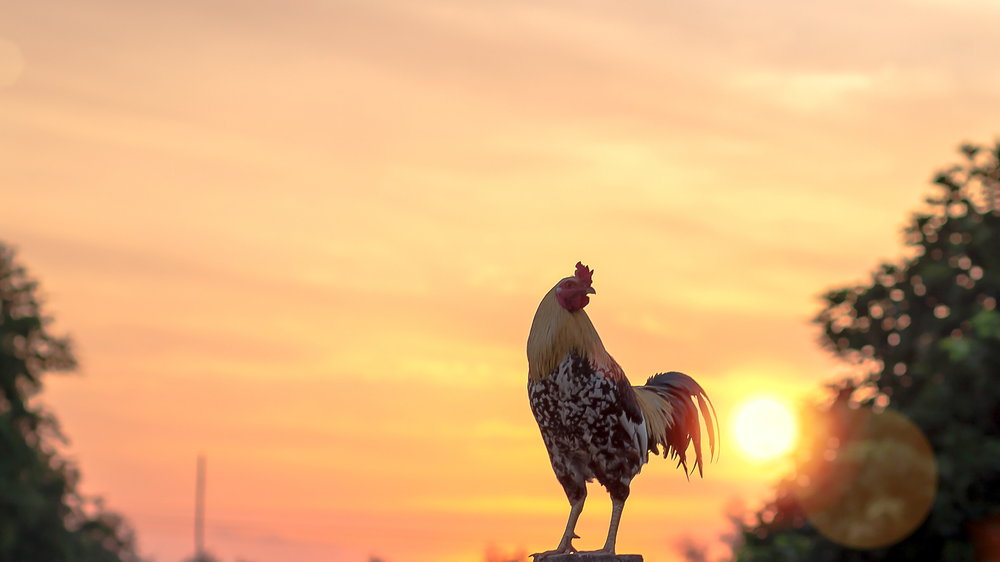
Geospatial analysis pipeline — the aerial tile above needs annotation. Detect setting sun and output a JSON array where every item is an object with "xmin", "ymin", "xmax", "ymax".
[{"xmin": 733, "ymin": 397, "xmax": 797, "ymax": 460}]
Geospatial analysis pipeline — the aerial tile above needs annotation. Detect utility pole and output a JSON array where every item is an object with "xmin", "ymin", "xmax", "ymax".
[{"xmin": 195, "ymin": 454, "xmax": 206, "ymax": 559}]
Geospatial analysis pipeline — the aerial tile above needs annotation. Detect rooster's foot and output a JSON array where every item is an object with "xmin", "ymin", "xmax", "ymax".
[
  {"xmin": 530, "ymin": 534, "xmax": 579, "ymax": 560},
  {"xmin": 529, "ymin": 548, "xmax": 576, "ymax": 560}
]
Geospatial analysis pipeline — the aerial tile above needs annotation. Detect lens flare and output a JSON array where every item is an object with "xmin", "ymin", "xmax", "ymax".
[{"xmin": 795, "ymin": 407, "xmax": 937, "ymax": 550}]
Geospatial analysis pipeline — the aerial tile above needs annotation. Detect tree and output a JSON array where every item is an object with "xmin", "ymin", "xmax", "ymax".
[
  {"xmin": 0, "ymin": 243, "xmax": 144, "ymax": 562},
  {"xmin": 729, "ymin": 141, "xmax": 1000, "ymax": 561}
]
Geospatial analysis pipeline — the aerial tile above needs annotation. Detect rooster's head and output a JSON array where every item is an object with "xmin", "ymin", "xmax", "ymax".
[{"xmin": 555, "ymin": 262, "xmax": 597, "ymax": 312}]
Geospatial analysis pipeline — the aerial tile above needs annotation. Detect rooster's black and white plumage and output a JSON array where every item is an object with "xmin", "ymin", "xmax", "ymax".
[{"xmin": 526, "ymin": 263, "xmax": 718, "ymax": 559}]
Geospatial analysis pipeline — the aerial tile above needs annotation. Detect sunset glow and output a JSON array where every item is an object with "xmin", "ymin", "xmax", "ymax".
[
  {"xmin": 732, "ymin": 397, "xmax": 797, "ymax": 461},
  {"xmin": 4, "ymin": 1, "xmax": 1000, "ymax": 561}
]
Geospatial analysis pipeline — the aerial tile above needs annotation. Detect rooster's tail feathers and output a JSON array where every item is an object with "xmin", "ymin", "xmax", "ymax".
[{"xmin": 633, "ymin": 371, "xmax": 718, "ymax": 478}]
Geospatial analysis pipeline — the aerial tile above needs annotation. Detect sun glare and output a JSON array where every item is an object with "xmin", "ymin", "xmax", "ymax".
[{"xmin": 733, "ymin": 397, "xmax": 797, "ymax": 460}]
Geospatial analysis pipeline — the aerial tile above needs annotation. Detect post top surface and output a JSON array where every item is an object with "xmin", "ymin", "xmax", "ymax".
[{"xmin": 544, "ymin": 552, "xmax": 642, "ymax": 562}]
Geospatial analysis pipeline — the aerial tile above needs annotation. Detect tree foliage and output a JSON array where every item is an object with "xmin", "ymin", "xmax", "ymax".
[
  {"xmin": 731, "ymin": 141, "xmax": 1000, "ymax": 562},
  {"xmin": 0, "ymin": 243, "xmax": 144, "ymax": 562}
]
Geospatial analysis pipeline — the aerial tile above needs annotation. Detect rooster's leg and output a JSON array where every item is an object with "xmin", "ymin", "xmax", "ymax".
[
  {"xmin": 601, "ymin": 497, "xmax": 626, "ymax": 552},
  {"xmin": 578, "ymin": 496, "xmax": 627, "ymax": 555},
  {"xmin": 530, "ymin": 494, "xmax": 585, "ymax": 560}
]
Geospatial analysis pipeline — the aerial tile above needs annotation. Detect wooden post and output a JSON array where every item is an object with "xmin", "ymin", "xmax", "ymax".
[{"xmin": 542, "ymin": 555, "xmax": 642, "ymax": 561}]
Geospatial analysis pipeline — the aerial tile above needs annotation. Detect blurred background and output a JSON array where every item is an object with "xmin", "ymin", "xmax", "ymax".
[{"xmin": 2, "ymin": 1, "xmax": 999, "ymax": 561}]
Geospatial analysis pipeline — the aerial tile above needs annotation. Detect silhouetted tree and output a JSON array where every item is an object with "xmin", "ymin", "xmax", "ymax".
[
  {"xmin": 728, "ymin": 141, "xmax": 1000, "ymax": 561},
  {"xmin": 0, "ymin": 243, "xmax": 144, "ymax": 561}
]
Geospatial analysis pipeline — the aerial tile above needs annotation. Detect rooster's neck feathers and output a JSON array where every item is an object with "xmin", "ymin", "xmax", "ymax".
[{"xmin": 527, "ymin": 286, "xmax": 615, "ymax": 381}]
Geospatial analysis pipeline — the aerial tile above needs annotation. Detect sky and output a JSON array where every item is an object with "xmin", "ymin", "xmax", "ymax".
[{"xmin": 2, "ymin": 0, "xmax": 1000, "ymax": 561}]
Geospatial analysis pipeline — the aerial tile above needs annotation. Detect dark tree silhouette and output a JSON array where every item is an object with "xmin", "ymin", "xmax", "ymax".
[
  {"xmin": 0, "ymin": 243, "xmax": 144, "ymax": 562},
  {"xmin": 727, "ymin": 141, "xmax": 1000, "ymax": 561}
]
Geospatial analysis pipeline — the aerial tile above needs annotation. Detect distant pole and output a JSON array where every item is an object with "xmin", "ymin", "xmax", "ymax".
[{"xmin": 195, "ymin": 454, "xmax": 206, "ymax": 558}]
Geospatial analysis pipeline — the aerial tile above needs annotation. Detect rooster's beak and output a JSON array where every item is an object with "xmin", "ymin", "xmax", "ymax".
[{"xmin": 587, "ymin": 287, "xmax": 597, "ymax": 295}]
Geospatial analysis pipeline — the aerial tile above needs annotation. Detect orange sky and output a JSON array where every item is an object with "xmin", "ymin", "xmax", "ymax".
[{"xmin": 3, "ymin": 1, "xmax": 1000, "ymax": 561}]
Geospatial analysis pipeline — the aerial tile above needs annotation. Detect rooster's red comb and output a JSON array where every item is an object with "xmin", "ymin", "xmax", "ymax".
[{"xmin": 574, "ymin": 262, "xmax": 594, "ymax": 285}]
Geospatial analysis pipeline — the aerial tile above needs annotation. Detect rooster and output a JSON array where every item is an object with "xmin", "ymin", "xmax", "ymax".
[{"xmin": 527, "ymin": 262, "xmax": 717, "ymax": 559}]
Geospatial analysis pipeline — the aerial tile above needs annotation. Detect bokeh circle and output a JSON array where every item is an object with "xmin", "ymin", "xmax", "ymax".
[{"xmin": 794, "ymin": 407, "xmax": 937, "ymax": 549}]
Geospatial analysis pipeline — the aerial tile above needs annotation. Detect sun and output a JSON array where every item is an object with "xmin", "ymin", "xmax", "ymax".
[{"xmin": 733, "ymin": 397, "xmax": 797, "ymax": 460}]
